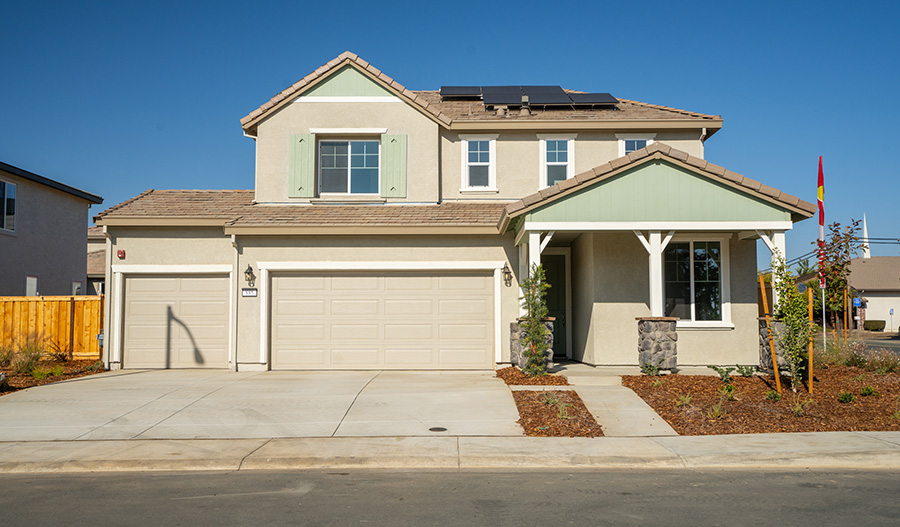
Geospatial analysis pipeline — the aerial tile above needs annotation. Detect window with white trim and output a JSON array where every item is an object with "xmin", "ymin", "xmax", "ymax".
[
  {"xmin": 664, "ymin": 241, "xmax": 722, "ymax": 322},
  {"xmin": 0, "ymin": 180, "xmax": 15, "ymax": 232},
  {"xmin": 616, "ymin": 133, "xmax": 656, "ymax": 157},
  {"xmin": 539, "ymin": 135, "xmax": 575, "ymax": 188},
  {"xmin": 318, "ymin": 139, "xmax": 380, "ymax": 194},
  {"xmin": 460, "ymin": 135, "xmax": 497, "ymax": 191}
]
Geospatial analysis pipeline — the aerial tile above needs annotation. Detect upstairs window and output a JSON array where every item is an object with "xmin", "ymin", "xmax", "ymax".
[
  {"xmin": 0, "ymin": 180, "xmax": 15, "ymax": 232},
  {"xmin": 460, "ymin": 135, "xmax": 497, "ymax": 191},
  {"xmin": 616, "ymin": 133, "xmax": 656, "ymax": 158},
  {"xmin": 319, "ymin": 140, "xmax": 380, "ymax": 194},
  {"xmin": 539, "ymin": 135, "xmax": 575, "ymax": 188}
]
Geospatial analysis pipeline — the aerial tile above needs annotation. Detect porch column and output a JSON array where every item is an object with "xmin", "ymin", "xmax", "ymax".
[
  {"xmin": 528, "ymin": 231, "xmax": 541, "ymax": 275},
  {"xmin": 635, "ymin": 230, "xmax": 674, "ymax": 317},
  {"xmin": 757, "ymin": 230, "xmax": 786, "ymax": 310}
]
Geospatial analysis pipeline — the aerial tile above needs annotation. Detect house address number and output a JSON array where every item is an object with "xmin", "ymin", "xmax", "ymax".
[{"xmin": 242, "ymin": 288, "xmax": 258, "ymax": 297}]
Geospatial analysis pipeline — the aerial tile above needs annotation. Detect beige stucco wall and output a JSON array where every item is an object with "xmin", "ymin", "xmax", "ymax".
[
  {"xmin": 439, "ymin": 130, "xmax": 704, "ymax": 201},
  {"xmin": 254, "ymin": 101, "xmax": 441, "ymax": 203},
  {"xmin": 569, "ymin": 232, "xmax": 759, "ymax": 366},
  {"xmin": 860, "ymin": 292, "xmax": 900, "ymax": 332},
  {"xmin": 0, "ymin": 172, "xmax": 94, "ymax": 296}
]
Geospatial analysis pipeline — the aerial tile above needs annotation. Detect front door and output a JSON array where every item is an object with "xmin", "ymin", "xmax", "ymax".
[{"xmin": 541, "ymin": 254, "xmax": 568, "ymax": 359}]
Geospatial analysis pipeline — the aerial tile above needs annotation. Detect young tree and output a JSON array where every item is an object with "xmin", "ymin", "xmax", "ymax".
[
  {"xmin": 772, "ymin": 254, "xmax": 813, "ymax": 392},
  {"xmin": 813, "ymin": 219, "xmax": 866, "ymax": 329},
  {"xmin": 519, "ymin": 263, "xmax": 551, "ymax": 377}
]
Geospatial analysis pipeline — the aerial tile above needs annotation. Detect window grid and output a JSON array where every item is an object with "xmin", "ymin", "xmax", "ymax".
[
  {"xmin": 545, "ymin": 140, "xmax": 568, "ymax": 186},
  {"xmin": 467, "ymin": 140, "xmax": 491, "ymax": 188},
  {"xmin": 319, "ymin": 140, "xmax": 379, "ymax": 195},
  {"xmin": 624, "ymin": 139, "xmax": 647, "ymax": 155},
  {"xmin": 664, "ymin": 240, "xmax": 722, "ymax": 322}
]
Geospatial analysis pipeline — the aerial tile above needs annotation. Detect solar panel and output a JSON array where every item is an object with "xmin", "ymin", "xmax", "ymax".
[
  {"xmin": 439, "ymin": 86, "xmax": 482, "ymax": 97},
  {"xmin": 522, "ymin": 85, "xmax": 571, "ymax": 105},
  {"xmin": 569, "ymin": 93, "xmax": 618, "ymax": 105},
  {"xmin": 481, "ymin": 86, "xmax": 523, "ymax": 105}
]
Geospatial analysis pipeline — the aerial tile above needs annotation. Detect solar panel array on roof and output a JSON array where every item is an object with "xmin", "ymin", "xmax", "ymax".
[
  {"xmin": 439, "ymin": 85, "xmax": 618, "ymax": 107},
  {"xmin": 439, "ymin": 86, "xmax": 482, "ymax": 97}
]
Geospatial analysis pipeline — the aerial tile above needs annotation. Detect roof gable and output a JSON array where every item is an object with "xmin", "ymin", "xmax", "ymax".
[
  {"xmin": 500, "ymin": 143, "xmax": 816, "ymax": 231},
  {"xmin": 301, "ymin": 65, "xmax": 394, "ymax": 97}
]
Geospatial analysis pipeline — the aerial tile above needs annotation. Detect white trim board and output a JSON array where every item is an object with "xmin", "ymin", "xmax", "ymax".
[
  {"xmin": 522, "ymin": 221, "xmax": 794, "ymax": 233},
  {"xmin": 111, "ymin": 264, "xmax": 232, "ymax": 274},
  {"xmin": 309, "ymin": 128, "xmax": 387, "ymax": 134}
]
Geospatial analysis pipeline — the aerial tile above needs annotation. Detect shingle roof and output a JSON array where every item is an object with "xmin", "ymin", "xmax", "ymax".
[
  {"xmin": 500, "ymin": 142, "xmax": 817, "ymax": 230},
  {"xmin": 240, "ymin": 52, "xmax": 720, "ymax": 132},
  {"xmin": 850, "ymin": 257, "xmax": 900, "ymax": 291},
  {"xmin": 87, "ymin": 249, "xmax": 105, "ymax": 277},
  {"xmin": 94, "ymin": 189, "xmax": 505, "ymax": 228}
]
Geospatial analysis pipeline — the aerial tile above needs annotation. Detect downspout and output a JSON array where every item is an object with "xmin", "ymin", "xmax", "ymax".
[
  {"xmin": 230, "ymin": 233, "xmax": 241, "ymax": 372},
  {"xmin": 699, "ymin": 127, "xmax": 707, "ymax": 159},
  {"xmin": 103, "ymin": 226, "xmax": 113, "ymax": 369}
]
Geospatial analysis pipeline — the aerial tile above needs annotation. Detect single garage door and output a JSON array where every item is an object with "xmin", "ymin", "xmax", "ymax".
[
  {"xmin": 271, "ymin": 272, "xmax": 494, "ymax": 370},
  {"xmin": 123, "ymin": 275, "xmax": 229, "ymax": 369}
]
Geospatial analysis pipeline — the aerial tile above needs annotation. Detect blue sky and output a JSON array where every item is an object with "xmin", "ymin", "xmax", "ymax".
[{"xmin": 2, "ymin": 0, "xmax": 897, "ymax": 267}]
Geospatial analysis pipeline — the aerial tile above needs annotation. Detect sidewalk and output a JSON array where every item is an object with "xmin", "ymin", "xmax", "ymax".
[{"xmin": 2, "ymin": 432, "xmax": 900, "ymax": 473}]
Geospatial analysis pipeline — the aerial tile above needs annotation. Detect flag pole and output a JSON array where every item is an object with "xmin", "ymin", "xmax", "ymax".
[{"xmin": 817, "ymin": 156, "xmax": 826, "ymax": 354}]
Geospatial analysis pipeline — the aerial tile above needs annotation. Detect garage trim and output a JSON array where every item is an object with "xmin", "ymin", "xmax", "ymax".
[
  {"xmin": 109, "ymin": 264, "xmax": 234, "ymax": 369},
  {"xmin": 257, "ymin": 261, "xmax": 506, "ymax": 369}
]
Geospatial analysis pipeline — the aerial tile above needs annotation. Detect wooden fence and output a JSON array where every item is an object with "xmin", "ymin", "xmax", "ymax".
[{"xmin": 0, "ymin": 296, "xmax": 104, "ymax": 360}]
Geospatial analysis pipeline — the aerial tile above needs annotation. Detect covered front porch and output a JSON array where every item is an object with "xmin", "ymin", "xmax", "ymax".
[{"xmin": 501, "ymin": 143, "xmax": 816, "ymax": 367}]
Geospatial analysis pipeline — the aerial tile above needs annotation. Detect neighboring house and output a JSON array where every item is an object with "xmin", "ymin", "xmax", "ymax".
[
  {"xmin": 850, "ymin": 256, "xmax": 900, "ymax": 332},
  {"xmin": 94, "ymin": 52, "xmax": 814, "ymax": 371},
  {"xmin": 87, "ymin": 226, "xmax": 106, "ymax": 295},
  {"xmin": 0, "ymin": 161, "xmax": 103, "ymax": 296}
]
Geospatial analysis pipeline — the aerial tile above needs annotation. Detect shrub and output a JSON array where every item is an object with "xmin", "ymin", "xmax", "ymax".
[
  {"xmin": 765, "ymin": 389, "xmax": 782, "ymax": 401},
  {"xmin": 707, "ymin": 365, "xmax": 735, "ymax": 384},
  {"xmin": 0, "ymin": 345, "xmax": 14, "ymax": 367},
  {"xmin": 718, "ymin": 383, "xmax": 738, "ymax": 401},
  {"xmin": 85, "ymin": 361, "xmax": 104, "ymax": 372},
  {"xmin": 860, "ymin": 386, "xmax": 878, "ymax": 397},
  {"xmin": 837, "ymin": 391, "xmax": 855, "ymax": 403},
  {"xmin": 867, "ymin": 348, "xmax": 900, "ymax": 374},
  {"xmin": 641, "ymin": 360, "xmax": 662, "ymax": 377},
  {"xmin": 843, "ymin": 341, "xmax": 869, "ymax": 368},
  {"xmin": 771, "ymin": 255, "xmax": 813, "ymax": 392},
  {"xmin": 9, "ymin": 337, "xmax": 47, "ymax": 375},
  {"xmin": 47, "ymin": 340, "xmax": 73, "ymax": 362},
  {"xmin": 791, "ymin": 394, "xmax": 814, "ymax": 416},
  {"xmin": 735, "ymin": 364, "xmax": 756, "ymax": 378},
  {"xmin": 864, "ymin": 320, "xmax": 886, "ymax": 331},
  {"xmin": 651, "ymin": 378, "xmax": 665, "ymax": 388},
  {"xmin": 519, "ymin": 264, "xmax": 551, "ymax": 377},
  {"xmin": 31, "ymin": 368, "xmax": 50, "ymax": 380},
  {"xmin": 541, "ymin": 392, "xmax": 559, "ymax": 406},
  {"xmin": 674, "ymin": 393, "xmax": 693, "ymax": 407},
  {"xmin": 706, "ymin": 400, "xmax": 726, "ymax": 420}
]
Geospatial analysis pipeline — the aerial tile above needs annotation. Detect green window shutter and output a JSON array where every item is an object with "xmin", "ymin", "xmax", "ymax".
[
  {"xmin": 380, "ymin": 134, "xmax": 407, "ymax": 198},
  {"xmin": 289, "ymin": 133, "xmax": 315, "ymax": 198}
]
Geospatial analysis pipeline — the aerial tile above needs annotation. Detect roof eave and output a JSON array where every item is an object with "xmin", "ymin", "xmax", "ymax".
[{"xmin": 448, "ymin": 119, "xmax": 723, "ymax": 132}]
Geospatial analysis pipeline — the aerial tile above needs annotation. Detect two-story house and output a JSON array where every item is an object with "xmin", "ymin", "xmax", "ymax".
[
  {"xmin": 94, "ymin": 52, "xmax": 815, "ymax": 371},
  {"xmin": 0, "ymin": 161, "xmax": 103, "ymax": 296}
]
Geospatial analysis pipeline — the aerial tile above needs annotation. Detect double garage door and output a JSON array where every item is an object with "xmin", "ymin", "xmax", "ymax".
[
  {"xmin": 270, "ymin": 271, "xmax": 495, "ymax": 370},
  {"xmin": 121, "ymin": 271, "xmax": 494, "ymax": 370},
  {"xmin": 122, "ymin": 275, "xmax": 229, "ymax": 369}
]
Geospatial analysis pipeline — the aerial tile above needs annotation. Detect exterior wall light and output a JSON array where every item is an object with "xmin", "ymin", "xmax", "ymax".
[
  {"xmin": 502, "ymin": 263, "xmax": 512, "ymax": 287},
  {"xmin": 244, "ymin": 265, "xmax": 256, "ymax": 287}
]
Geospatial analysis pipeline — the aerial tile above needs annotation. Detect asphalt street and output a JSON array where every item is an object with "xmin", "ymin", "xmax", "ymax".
[{"xmin": 2, "ymin": 469, "xmax": 899, "ymax": 526}]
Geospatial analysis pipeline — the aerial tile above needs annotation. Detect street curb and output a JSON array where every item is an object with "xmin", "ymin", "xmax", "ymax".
[{"xmin": 2, "ymin": 432, "xmax": 900, "ymax": 473}]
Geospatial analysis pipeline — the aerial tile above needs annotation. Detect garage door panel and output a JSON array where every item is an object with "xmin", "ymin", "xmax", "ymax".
[
  {"xmin": 271, "ymin": 272, "xmax": 493, "ymax": 370},
  {"xmin": 123, "ymin": 275, "xmax": 229, "ymax": 369}
]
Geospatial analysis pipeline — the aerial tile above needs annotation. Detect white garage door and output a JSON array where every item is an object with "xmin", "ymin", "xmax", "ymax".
[
  {"xmin": 123, "ymin": 275, "xmax": 229, "ymax": 369},
  {"xmin": 270, "ymin": 272, "xmax": 494, "ymax": 370}
]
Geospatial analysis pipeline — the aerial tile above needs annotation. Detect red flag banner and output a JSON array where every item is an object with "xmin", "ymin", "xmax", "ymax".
[{"xmin": 818, "ymin": 156, "xmax": 825, "ymax": 289}]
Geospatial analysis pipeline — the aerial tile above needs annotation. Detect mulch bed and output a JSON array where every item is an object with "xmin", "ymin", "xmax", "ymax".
[
  {"xmin": 623, "ymin": 365, "xmax": 900, "ymax": 435},
  {"xmin": 496, "ymin": 366, "xmax": 569, "ymax": 385},
  {"xmin": 0, "ymin": 360, "xmax": 107, "ymax": 397},
  {"xmin": 512, "ymin": 390, "xmax": 604, "ymax": 437}
]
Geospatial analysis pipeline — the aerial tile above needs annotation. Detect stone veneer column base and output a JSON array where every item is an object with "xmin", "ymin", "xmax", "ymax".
[{"xmin": 636, "ymin": 317, "xmax": 678, "ymax": 370}]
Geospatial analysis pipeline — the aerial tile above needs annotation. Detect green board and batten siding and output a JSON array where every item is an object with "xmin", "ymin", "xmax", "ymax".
[
  {"xmin": 526, "ymin": 160, "xmax": 792, "ymax": 223},
  {"xmin": 380, "ymin": 134, "xmax": 407, "ymax": 198},
  {"xmin": 289, "ymin": 133, "xmax": 316, "ymax": 198},
  {"xmin": 301, "ymin": 65, "xmax": 394, "ymax": 98}
]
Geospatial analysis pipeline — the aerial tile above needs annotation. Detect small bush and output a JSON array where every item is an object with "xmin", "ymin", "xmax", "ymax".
[
  {"xmin": 867, "ymin": 349, "xmax": 900, "ymax": 374},
  {"xmin": 9, "ymin": 338, "xmax": 47, "ymax": 375},
  {"xmin": 791, "ymin": 394, "xmax": 815, "ymax": 417},
  {"xmin": 837, "ymin": 391, "xmax": 855, "ymax": 404},
  {"xmin": 706, "ymin": 400, "xmax": 726, "ymax": 420},
  {"xmin": 31, "ymin": 368, "xmax": 50, "ymax": 380},
  {"xmin": 85, "ymin": 361, "xmax": 104, "ymax": 372},
  {"xmin": 0, "ymin": 345, "xmax": 14, "ymax": 367},
  {"xmin": 556, "ymin": 403, "xmax": 574, "ymax": 420},
  {"xmin": 50, "ymin": 365, "xmax": 64, "ymax": 376},
  {"xmin": 864, "ymin": 320, "xmax": 886, "ymax": 331},
  {"xmin": 735, "ymin": 364, "xmax": 756, "ymax": 378},
  {"xmin": 541, "ymin": 392, "xmax": 560, "ymax": 406},
  {"xmin": 641, "ymin": 360, "xmax": 663, "ymax": 377},
  {"xmin": 707, "ymin": 365, "xmax": 735, "ymax": 383},
  {"xmin": 765, "ymin": 389, "xmax": 782, "ymax": 401},
  {"xmin": 47, "ymin": 340, "xmax": 73, "ymax": 363},
  {"xmin": 891, "ymin": 398, "xmax": 900, "ymax": 421},
  {"xmin": 860, "ymin": 386, "xmax": 878, "ymax": 397},
  {"xmin": 718, "ymin": 383, "xmax": 738, "ymax": 401},
  {"xmin": 674, "ymin": 393, "xmax": 693, "ymax": 407},
  {"xmin": 651, "ymin": 378, "xmax": 665, "ymax": 388}
]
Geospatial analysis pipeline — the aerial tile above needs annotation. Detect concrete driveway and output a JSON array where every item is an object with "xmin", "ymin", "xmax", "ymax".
[{"xmin": 0, "ymin": 370, "xmax": 522, "ymax": 441}]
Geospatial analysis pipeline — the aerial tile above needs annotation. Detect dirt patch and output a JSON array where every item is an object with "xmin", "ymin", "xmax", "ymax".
[
  {"xmin": 0, "ymin": 360, "xmax": 107, "ymax": 397},
  {"xmin": 623, "ymin": 365, "xmax": 900, "ymax": 435},
  {"xmin": 496, "ymin": 366, "xmax": 569, "ymax": 385},
  {"xmin": 512, "ymin": 390, "xmax": 604, "ymax": 437}
]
